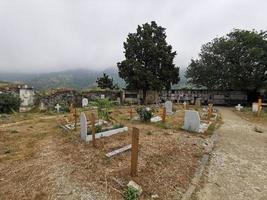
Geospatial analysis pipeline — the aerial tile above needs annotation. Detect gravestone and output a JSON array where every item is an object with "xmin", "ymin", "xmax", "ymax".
[
  {"xmin": 82, "ymin": 98, "xmax": 89, "ymax": 107},
  {"xmin": 80, "ymin": 112, "xmax": 87, "ymax": 141},
  {"xmin": 252, "ymin": 103, "xmax": 258, "ymax": 112},
  {"xmin": 184, "ymin": 110, "xmax": 200, "ymax": 132},
  {"xmin": 183, "ymin": 101, "xmax": 187, "ymax": 110},
  {"xmin": 100, "ymin": 94, "xmax": 105, "ymax": 99},
  {"xmin": 55, "ymin": 104, "xmax": 61, "ymax": 113},
  {"xmin": 39, "ymin": 102, "xmax": 46, "ymax": 111},
  {"xmin": 164, "ymin": 101, "xmax": 173, "ymax": 115},
  {"xmin": 195, "ymin": 98, "xmax": 201, "ymax": 107}
]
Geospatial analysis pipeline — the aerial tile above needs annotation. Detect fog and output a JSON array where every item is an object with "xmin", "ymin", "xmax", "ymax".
[{"xmin": 0, "ymin": 0, "xmax": 266, "ymax": 73}]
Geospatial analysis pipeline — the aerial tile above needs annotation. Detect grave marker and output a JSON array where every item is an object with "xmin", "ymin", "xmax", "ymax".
[
  {"xmin": 80, "ymin": 112, "xmax": 87, "ymax": 141},
  {"xmin": 165, "ymin": 100, "xmax": 173, "ymax": 115},
  {"xmin": 131, "ymin": 127, "xmax": 139, "ymax": 177},
  {"xmin": 90, "ymin": 113, "xmax": 96, "ymax": 147},
  {"xmin": 183, "ymin": 102, "xmax": 187, "ymax": 110},
  {"xmin": 82, "ymin": 98, "xmax": 89, "ymax": 107},
  {"xmin": 162, "ymin": 107, "xmax": 166, "ymax": 123},
  {"xmin": 184, "ymin": 110, "xmax": 201, "ymax": 132},
  {"xmin": 207, "ymin": 104, "xmax": 213, "ymax": 120},
  {"xmin": 55, "ymin": 103, "xmax": 61, "ymax": 113}
]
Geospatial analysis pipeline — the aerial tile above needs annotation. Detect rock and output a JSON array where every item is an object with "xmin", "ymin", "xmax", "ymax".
[
  {"xmin": 127, "ymin": 180, "xmax": 142, "ymax": 195},
  {"xmin": 151, "ymin": 194, "xmax": 159, "ymax": 199},
  {"xmin": 254, "ymin": 126, "xmax": 264, "ymax": 133}
]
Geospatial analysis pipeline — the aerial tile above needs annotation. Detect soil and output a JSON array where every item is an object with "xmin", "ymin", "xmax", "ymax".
[
  {"xmin": 0, "ymin": 106, "xmax": 209, "ymax": 200},
  {"xmin": 195, "ymin": 107, "xmax": 267, "ymax": 200}
]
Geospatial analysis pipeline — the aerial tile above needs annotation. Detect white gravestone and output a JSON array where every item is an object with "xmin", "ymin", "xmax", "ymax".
[
  {"xmin": 184, "ymin": 110, "xmax": 201, "ymax": 132},
  {"xmin": 82, "ymin": 98, "xmax": 89, "ymax": 107},
  {"xmin": 80, "ymin": 112, "xmax": 87, "ymax": 141},
  {"xmin": 100, "ymin": 94, "xmax": 105, "ymax": 99},
  {"xmin": 55, "ymin": 104, "xmax": 61, "ymax": 113},
  {"xmin": 164, "ymin": 101, "xmax": 173, "ymax": 115},
  {"xmin": 252, "ymin": 103, "xmax": 258, "ymax": 112}
]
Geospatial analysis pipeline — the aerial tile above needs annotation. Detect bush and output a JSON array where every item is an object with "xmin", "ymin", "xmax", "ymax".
[
  {"xmin": 0, "ymin": 93, "xmax": 21, "ymax": 113},
  {"xmin": 136, "ymin": 106, "xmax": 153, "ymax": 122},
  {"xmin": 91, "ymin": 98, "xmax": 113, "ymax": 121},
  {"xmin": 124, "ymin": 186, "xmax": 139, "ymax": 200}
]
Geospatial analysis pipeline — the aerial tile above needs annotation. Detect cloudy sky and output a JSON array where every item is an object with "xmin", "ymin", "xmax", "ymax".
[{"xmin": 0, "ymin": 0, "xmax": 266, "ymax": 73}]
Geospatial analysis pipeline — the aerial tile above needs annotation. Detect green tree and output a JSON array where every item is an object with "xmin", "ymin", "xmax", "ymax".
[
  {"xmin": 96, "ymin": 73, "xmax": 114, "ymax": 89},
  {"xmin": 0, "ymin": 93, "xmax": 21, "ymax": 113},
  {"xmin": 117, "ymin": 21, "xmax": 179, "ymax": 103},
  {"xmin": 186, "ymin": 29, "xmax": 267, "ymax": 91}
]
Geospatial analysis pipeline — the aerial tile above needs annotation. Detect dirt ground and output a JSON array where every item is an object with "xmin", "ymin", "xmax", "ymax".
[
  {"xmin": 0, "ymin": 106, "xmax": 211, "ymax": 200},
  {"xmin": 195, "ymin": 107, "xmax": 267, "ymax": 200}
]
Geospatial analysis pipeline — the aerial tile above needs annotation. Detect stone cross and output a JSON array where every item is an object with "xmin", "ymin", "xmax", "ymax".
[
  {"xmin": 184, "ymin": 110, "xmax": 201, "ymax": 132},
  {"xmin": 80, "ymin": 112, "xmax": 87, "ymax": 141},
  {"xmin": 55, "ymin": 104, "xmax": 61, "ymax": 113},
  {"xmin": 235, "ymin": 104, "xmax": 243, "ymax": 111}
]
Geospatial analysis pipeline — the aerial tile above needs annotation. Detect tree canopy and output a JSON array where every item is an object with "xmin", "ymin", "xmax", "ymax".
[
  {"xmin": 96, "ymin": 73, "xmax": 114, "ymax": 89},
  {"xmin": 186, "ymin": 29, "xmax": 267, "ymax": 91},
  {"xmin": 117, "ymin": 21, "xmax": 179, "ymax": 103}
]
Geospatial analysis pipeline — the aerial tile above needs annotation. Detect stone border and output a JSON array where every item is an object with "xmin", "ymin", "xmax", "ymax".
[
  {"xmin": 85, "ymin": 127, "xmax": 128, "ymax": 142},
  {"xmin": 181, "ymin": 132, "xmax": 218, "ymax": 200}
]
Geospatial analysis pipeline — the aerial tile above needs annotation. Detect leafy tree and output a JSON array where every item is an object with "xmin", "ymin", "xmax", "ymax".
[
  {"xmin": 96, "ymin": 73, "xmax": 114, "ymax": 89},
  {"xmin": 0, "ymin": 93, "xmax": 21, "ymax": 113},
  {"xmin": 117, "ymin": 21, "xmax": 179, "ymax": 103},
  {"xmin": 186, "ymin": 29, "xmax": 267, "ymax": 91}
]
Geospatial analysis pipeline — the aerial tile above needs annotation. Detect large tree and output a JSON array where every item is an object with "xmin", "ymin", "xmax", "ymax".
[
  {"xmin": 186, "ymin": 29, "xmax": 267, "ymax": 91},
  {"xmin": 117, "ymin": 21, "xmax": 179, "ymax": 103},
  {"xmin": 96, "ymin": 73, "xmax": 114, "ymax": 89}
]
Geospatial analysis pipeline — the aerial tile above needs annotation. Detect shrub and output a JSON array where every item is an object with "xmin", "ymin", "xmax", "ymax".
[
  {"xmin": 136, "ymin": 106, "xmax": 153, "ymax": 122},
  {"xmin": 124, "ymin": 186, "xmax": 139, "ymax": 200},
  {"xmin": 91, "ymin": 98, "xmax": 113, "ymax": 121},
  {"xmin": 0, "ymin": 93, "xmax": 21, "ymax": 113}
]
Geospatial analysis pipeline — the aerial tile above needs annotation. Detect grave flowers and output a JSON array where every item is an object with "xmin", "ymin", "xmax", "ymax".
[{"xmin": 136, "ymin": 106, "xmax": 153, "ymax": 122}]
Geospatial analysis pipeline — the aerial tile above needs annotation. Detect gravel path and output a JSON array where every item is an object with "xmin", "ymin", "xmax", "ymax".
[{"xmin": 197, "ymin": 108, "xmax": 267, "ymax": 200}]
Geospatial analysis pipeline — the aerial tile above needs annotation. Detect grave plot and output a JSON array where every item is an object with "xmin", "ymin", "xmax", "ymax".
[
  {"xmin": 234, "ymin": 98, "xmax": 267, "ymax": 124},
  {"xmin": 80, "ymin": 99, "xmax": 128, "ymax": 142}
]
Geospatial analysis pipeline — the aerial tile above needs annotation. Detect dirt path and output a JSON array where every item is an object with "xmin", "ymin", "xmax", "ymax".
[{"xmin": 196, "ymin": 108, "xmax": 267, "ymax": 200}]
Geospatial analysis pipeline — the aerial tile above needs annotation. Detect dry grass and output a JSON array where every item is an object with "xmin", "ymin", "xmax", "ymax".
[
  {"xmin": 0, "ymin": 106, "xmax": 209, "ymax": 200},
  {"xmin": 234, "ymin": 107, "xmax": 267, "ymax": 125}
]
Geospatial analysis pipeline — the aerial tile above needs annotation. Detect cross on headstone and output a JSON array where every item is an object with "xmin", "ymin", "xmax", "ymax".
[{"xmin": 55, "ymin": 103, "xmax": 61, "ymax": 113}]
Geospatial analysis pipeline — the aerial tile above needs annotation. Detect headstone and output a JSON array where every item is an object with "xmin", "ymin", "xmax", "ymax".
[
  {"xmin": 100, "ymin": 94, "xmax": 105, "ymax": 99},
  {"xmin": 235, "ymin": 104, "xmax": 243, "ymax": 111},
  {"xmin": 183, "ymin": 101, "xmax": 187, "ymax": 110},
  {"xmin": 184, "ymin": 110, "xmax": 201, "ymax": 132},
  {"xmin": 55, "ymin": 104, "xmax": 61, "ymax": 113},
  {"xmin": 195, "ymin": 98, "xmax": 201, "ymax": 107},
  {"xmin": 164, "ymin": 101, "xmax": 173, "ymax": 115},
  {"xmin": 252, "ymin": 103, "xmax": 258, "ymax": 112},
  {"xmin": 82, "ymin": 98, "xmax": 89, "ymax": 107},
  {"xmin": 80, "ymin": 112, "xmax": 87, "ymax": 141},
  {"xmin": 39, "ymin": 102, "xmax": 46, "ymax": 111}
]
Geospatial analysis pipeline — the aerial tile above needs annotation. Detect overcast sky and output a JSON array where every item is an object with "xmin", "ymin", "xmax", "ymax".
[{"xmin": 0, "ymin": 0, "xmax": 266, "ymax": 73}]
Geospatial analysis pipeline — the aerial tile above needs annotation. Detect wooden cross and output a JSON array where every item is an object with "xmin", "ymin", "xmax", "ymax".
[
  {"xmin": 162, "ymin": 107, "xmax": 166, "ymax": 123},
  {"xmin": 207, "ymin": 104, "xmax": 213, "ymax": 120},
  {"xmin": 131, "ymin": 127, "xmax": 139, "ymax": 177},
  {"xmin": 258, "ymin": 99, "xmax": 263, "ymax": 117},
  {"xmin": 129, "ymin": 108, "xmax": 133, "ymax": 120}
]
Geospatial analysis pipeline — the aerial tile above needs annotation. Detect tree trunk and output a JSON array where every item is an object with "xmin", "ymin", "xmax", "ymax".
[{"xmin": 142, "ymin": 89, "xmax": 147, "ymax": 105}]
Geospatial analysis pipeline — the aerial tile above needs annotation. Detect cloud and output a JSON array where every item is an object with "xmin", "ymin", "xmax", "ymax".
[{"xmin": 0, "ymin": 0, "xmax": 266, "ymax": 73}]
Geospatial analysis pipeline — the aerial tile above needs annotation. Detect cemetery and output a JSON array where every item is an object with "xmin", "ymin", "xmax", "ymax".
[
  {"xmin": 0, "ymin": 96, "xmax": 222, "ymax": 199},
  {"xmin": 0, "ymin": 9, "xmax": 267, "ymax": 200}
]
